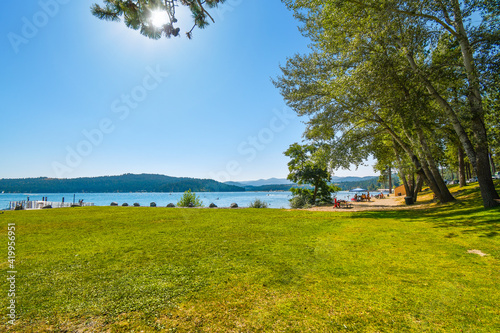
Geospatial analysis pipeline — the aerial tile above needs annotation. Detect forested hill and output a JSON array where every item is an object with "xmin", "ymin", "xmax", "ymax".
[
  {"xmin": 333, "ymin": 177, "xmax": 382, "ymax": 191},
  {"xmin": 0, "ymin": 174, "xmax": 245, "ymax": 193},
  {"xmin": 332, "ymin": 176, "xmax": 400, "ymax": 191}
]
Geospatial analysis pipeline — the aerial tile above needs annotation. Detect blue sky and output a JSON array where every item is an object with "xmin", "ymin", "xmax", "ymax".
[{"xmin": 1, "ymin": 0, "xmax": 377, "ymax": 181}]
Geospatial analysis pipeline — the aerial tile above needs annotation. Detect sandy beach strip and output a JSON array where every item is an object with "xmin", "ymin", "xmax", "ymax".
[{"xmin": 304, "ymin": 195, "xmax": 432, "ymax": 212}]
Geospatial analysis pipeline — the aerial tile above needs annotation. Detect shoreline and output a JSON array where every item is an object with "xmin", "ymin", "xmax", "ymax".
[{"xmin": 304, "ymin": 195, "xmax": 433, "ymax": 212}]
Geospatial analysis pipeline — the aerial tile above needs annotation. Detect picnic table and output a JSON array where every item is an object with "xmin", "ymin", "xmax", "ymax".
[
  {"xmin": 339, "ymin": 201, "xmax": 353, "ymax": 208},
  {"xmin": 334, "ymin": 199, "xmax": 353, "ymax": 209}
]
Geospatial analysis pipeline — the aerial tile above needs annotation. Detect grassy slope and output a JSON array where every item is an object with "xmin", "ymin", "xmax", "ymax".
[{"xmin": 1, "ymin": 183, "xmax": 499, "ymax": 332}]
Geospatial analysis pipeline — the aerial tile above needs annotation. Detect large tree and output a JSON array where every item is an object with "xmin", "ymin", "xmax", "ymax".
[
  {"xmin": 282, "ymin": 0, "xmax": 499, "ymax": 208},
  {"xmin": 285, "ymin": 143, "xmax": 336, "ymax": 205},
  {"xmin": 273, "ymin": 36, "xmax": 458, "ymax": 203},
  {"xmin": 91, "ymin": 0, "xmax": 226, "ymax": 39}
]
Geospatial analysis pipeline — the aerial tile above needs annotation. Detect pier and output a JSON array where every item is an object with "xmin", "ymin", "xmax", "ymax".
[{"xmin": 9, "ymin": 200, "xmax": 94, "ymax": 210}]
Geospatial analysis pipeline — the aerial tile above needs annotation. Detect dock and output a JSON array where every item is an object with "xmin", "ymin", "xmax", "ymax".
[{"xmin": 9, "ymin": 200, "xmax": 94, "ymax": 210}]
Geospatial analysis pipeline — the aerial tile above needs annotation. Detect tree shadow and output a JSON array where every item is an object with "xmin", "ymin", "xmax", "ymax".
[{"xmin": 354, "ymin": 201, "xmax": 500, "ymax": 238}]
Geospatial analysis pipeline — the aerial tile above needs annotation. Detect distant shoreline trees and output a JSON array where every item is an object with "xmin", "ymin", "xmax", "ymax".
[{"xmin": 0, "ymin": 174, "xmax": 244, "ymax": 193}]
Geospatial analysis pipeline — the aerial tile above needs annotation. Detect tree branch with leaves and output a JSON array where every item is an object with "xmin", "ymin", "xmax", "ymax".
[{"xmin": 91, "ymin": 0, "xmax": 226, "ymax": 39}]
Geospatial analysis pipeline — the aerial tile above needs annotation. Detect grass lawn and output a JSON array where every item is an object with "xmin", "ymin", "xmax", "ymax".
[{"xmin": 1, "ymin": 183, "xmax": 499, "ymax": 332}]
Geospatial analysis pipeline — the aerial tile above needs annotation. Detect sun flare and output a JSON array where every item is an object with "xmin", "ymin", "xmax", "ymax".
[{"xmin": 150, "ymin": 10, "xmax": 169, "ymax": 28}]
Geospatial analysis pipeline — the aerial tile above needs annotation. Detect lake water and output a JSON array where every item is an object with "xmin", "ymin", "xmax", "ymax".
[{"xmin": 0, "ymin": 190, "xmax": 376, "ymax": 210}]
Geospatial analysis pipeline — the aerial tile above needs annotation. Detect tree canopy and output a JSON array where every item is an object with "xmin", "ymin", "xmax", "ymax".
[
  {"xmin": 278, "ymin": 0, "xmax": 499, "ymax": 207},
  {"xmin": 285, "ymin": 143, "xmax": 339, "ymax": 206},
  {"xmin": 91, "ymin": 0, "xmax": 226, "ymax": 39}
]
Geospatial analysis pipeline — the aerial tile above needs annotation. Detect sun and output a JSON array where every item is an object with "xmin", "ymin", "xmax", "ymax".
[{"xmin": 150, "ymin": 10, "xmax": 169, "ymax": 28}]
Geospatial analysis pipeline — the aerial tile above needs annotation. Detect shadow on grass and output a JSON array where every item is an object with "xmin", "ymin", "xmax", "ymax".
[{"xmin": 353, "ymin": 196, "xmax": 500, "ymax": 238}]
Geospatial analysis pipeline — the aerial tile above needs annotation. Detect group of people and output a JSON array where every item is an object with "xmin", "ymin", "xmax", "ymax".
[{"xmin": 352, "ymin": 193, "xmax": 371, "ymax": 202}]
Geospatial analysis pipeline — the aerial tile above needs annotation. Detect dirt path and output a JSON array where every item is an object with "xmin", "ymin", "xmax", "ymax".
[{"xmin": 306, "ymin": 195, "xmax": 433, "ymax": 212}]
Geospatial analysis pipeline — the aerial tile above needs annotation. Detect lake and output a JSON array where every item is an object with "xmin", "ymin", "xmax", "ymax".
[{"xmin": 0, "ymin": 190, "xmax": 377, "ymax": 210}]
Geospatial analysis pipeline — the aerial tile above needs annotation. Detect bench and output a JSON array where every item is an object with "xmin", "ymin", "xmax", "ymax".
[{"xmin": 338, "ymin": 201, "xmax": 353, "ymax": 209}]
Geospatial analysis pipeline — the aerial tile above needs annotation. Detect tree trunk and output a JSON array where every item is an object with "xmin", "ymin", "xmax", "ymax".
[
  {"xmin": 385, "ymin": 126, "xmax": 439, "ymax": 202},
  {"xmin": 403, "ymin": 50, "xmax": 478, "ymax": 164},
  {"xmin": 413, "ymin": 174, "xmax": 424, "ymax": 202},
  {"xmin": 392, "ymin": 141, "xmax": 412, "ymax": 198},
  {"xmin": 450, "ymin": 0, "xmax": 499, "ymax": 207},
  {"xmin": 419, "ymin": 156, "xmax": 447, "ymax": 202},
  {"xmin": 403, "ymin": 48, "xmax": 498, "ymax": 207},
  {"xmin": 458, "ymin": 146, "xmax": 466, "ymax": 187},
  {"xmin": 401, "ymin": 172, "xmax": 411, "ymax": 199},
  {"xmin": 388, "ymin": 166, "xmax": 392, "ymax": 193},
  {"xmin": 490, "ymin": 150, "xmax": 496, "ymax": 174},
  {"xmin": 415, "ymin": 127, "xmax": 455, "ymax": 202},
  {"xmin": 313, "ymin": 180, "xmax": 319, "ymax": 203},
  {"xmin": 475, "ymin": 148, "xmax": 500, "ymax": 207}
]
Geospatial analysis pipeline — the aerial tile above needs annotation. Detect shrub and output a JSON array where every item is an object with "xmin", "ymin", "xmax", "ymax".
[
  {"xmin": 289, "ymin": 194, "xmax": 312, "ymax": 209},
  {"xmin": 289, "ymin": 188, "xmax": 314, "ymax": 209},
  {"xmin": 249, "ymin": 199, "xmax": 269, "ymax": 208},
  {"xmin": 177, "ymin": 190, "xmax": 203, "ymax": 207},
  {"xmin": 289, "ymin": 186, "xmax": 337, "ymax": 208}
]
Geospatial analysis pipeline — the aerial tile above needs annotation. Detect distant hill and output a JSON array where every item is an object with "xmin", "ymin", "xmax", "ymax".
[
  {"xmin": 228, "ymin": 178, "xmax": 295, "ymax": 187},
  {"xmin": 227, "ymin": 176, "xmax": 378, "ymax": 188},
  {"xmin": 226, "ymin": 176, "xmax": 381, "ymax": 192},
  {"xmin": 0, "ymin": 174, "xmax": 245, "ymax": 193},
  {"xmin": 332, "ymin": 175, "xmax": 400, "ymax": 191},
  {"xmin": 333, "ymin": 178, "xmax": 381, "ymax": 191},
  {"xmin": 0, "ymin": 174, "xmax": 392, "ymax": 194},
  {"xmin": 330, "ymin": 176, "xmax": 378, "ymax": 183},
  {"xmin": 238, "ymin": 184, "xmax": 313, "ymax": 192}
]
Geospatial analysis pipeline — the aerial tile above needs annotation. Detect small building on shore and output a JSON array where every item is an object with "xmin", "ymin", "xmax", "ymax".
[{"xmin": 394, "ymin": 185, "xmax": 406, "ymax": 197}]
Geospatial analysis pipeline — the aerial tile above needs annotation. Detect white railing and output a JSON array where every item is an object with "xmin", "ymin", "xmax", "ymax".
[{"xmin": 9, "ymin": 201, "xmax": 94, "ymax": 210}]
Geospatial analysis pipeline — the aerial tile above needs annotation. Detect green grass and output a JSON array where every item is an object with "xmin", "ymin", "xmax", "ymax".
[{"xmin": 1, "ymin": 184, "xmax": 499, "ymax": 332}]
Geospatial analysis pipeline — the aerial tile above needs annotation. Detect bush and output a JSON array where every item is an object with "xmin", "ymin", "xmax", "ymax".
[
  {"xmin": 289, "ymin": 194, "xmax": 312, "ymax": 209},
  {"xmin": 177, "ymin": 190, "xmax": 203, "ymax": 207},
  {"xmin": 289, "ymin": 185, "xmax": 338, "ymax": 208},
  {"xmin": 249, "ymin": 199, "xmax": 269, "ymax": 208},
  {"xmin": 289, "ymin": 188, "xmax": 314, "ymax": 209}
]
